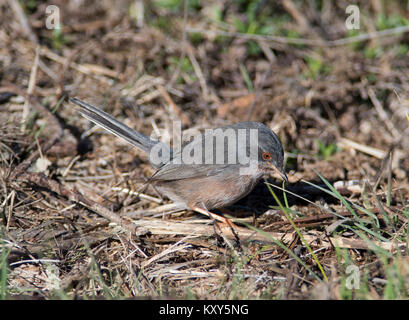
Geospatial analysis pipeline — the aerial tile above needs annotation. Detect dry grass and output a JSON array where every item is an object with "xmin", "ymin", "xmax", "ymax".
[{"xmin": 0, "ymin": 0, "xmax": 409, "ymax": 299}]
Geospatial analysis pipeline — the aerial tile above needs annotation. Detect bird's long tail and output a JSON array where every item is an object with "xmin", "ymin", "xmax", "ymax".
[{"xmin": 69, "ymin": 98, "xmax": 167, "ymax": 163}]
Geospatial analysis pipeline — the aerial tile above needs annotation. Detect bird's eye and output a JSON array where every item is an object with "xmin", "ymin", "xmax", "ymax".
[{"xmin": 262, "ymin": 152, "xmax": 272, "ymax": 161}]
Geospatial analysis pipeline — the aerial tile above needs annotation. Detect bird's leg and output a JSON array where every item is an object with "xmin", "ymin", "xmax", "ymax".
[
  {"xmin": 191, "ymin": 205, "xmax": 243, "ymax": 245},
  {"xmin": 191, "ymin": 205, "xmax": 238, "ymax": 231},
  {"xmin": 191, "ymin": 205, "xmax": 227, "ymax": 223}
]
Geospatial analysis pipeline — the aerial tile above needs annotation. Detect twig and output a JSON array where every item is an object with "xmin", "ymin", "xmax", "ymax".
[
  {"xmin": 142, "ymin": 236, "xmax": 192, "ymax": 268},
  {"xmin": 122, "ymin": 74, "xmax": 165, "ymax": 97},
  {"xmin": 10, "ymin": 259, "xmax": 60, "ymax": 267},
  {"xmin": 6, "ymin": 190, "xmax": 15, "ymax": 232},
  {"xmin": 21, "ymin": 46, "xmax": 40, "ymax": 132},
  {"xmin": 168, "ymin": 0, "xmax": 188, "ymax": 88},
  {"xmin": 257, "ymin": 40, "xmax": 276, "ymax": 63},
  {"xmin": 125, "ymin": 203, "xmax": 186, "ymax": 218},
  {"xmin": 337, "ymin": 137, "xmax": 387, "ymax": 159},
  {"xmin": 39, "ymin": 46, "xmax": 115, "ymax": 84},
  {"xmin": 7, "ymin": 0, "xmax": 38, "ymax": 44},
  {"xmin": 367, "ymin": 87, "xmax": 401, "ymax": 140},
  {"xmin": 186, "ymin": 45, "xmax": 209, "ymax": 101},
  {"xmin": 129, "ymin": 218, "xmax": 401, "ymax": 250},
  {"xmin": 111, "ymin": 187, "xmax": 163, "ymax": 204},
  {"xmin": 333, "ymin": 179, "xmax": 368, "ymax": 194},
  {"xmin": 134, "ymin": 0, "xmax": 144, "ymax": 28},
  {"xmin": 281, "ymin": 0, "xmax": 310, "ymax": 31},
  {"xmin": 266, "ymin": 205, "xmax": 405, "ymax": 229},
  {"xmin": 62, "ymin": 155, "xmax": 81, "ymax": 177},
  {"xmin": 157, "ymin": 85, "xmax": 191, "ymax": 126},
  {"xmin": 136, "ymin": 89, "xmax": 161, "ymax": 105},
  {"xmin": 17, "ymin": 172, "xmax": 143, "ymax": 235}
]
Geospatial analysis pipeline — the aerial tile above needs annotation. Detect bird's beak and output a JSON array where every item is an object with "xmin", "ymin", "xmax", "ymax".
[{"xmin": 267, "ymin": 162, "xmax": 288, "ymax": 183}]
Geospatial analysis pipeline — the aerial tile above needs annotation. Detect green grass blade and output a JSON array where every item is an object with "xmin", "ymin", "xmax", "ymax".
[
  {"xmin": 303, "ymin": 174, "xmax": 388, "ymax": 242},
  {"xmin": 52, "ymin": 95, "xmax": 66, "ymax": 113},
  {"xmin": 239, "ymin": 63, "xmax": 254, "ymax": 92},
  {"xmin": 312, "ymin": 169, "xmax": 360, "ymax": 220},
  {"xmin": 242, "ymin": 222, "xmax": 322, "ymax": 282},
  {"xmin": 283, "ymin": 180, "xmax": 289, "ymax": 209},
  {"xmin": 0, "ymin": 243, "xmax": 10, "ymax": 300},
  {"xmin": 265, "ymin": 183, "xmax": 328, "ymax": 283}
]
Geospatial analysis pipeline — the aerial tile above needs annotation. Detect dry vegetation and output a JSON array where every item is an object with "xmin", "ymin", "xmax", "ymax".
[{"xmin": 0, "ymin": 0, "xmax": 409, "ymax": 299}]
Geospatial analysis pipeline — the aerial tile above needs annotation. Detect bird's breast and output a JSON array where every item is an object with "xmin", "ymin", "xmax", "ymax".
[{"xmin": 154, "ymin": 169, "xmax": 263, "ymax": 210}]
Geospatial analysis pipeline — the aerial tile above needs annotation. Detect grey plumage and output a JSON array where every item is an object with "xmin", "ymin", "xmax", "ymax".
[
  {"xmin": 70, "ymin": 98, "xmax": 287, "ymax": 210},
  {"xmin": 69, "ymin": 98, "xmax": 170, "ymax": 168}
]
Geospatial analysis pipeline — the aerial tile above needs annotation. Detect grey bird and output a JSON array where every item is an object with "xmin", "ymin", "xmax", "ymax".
[{"xmin": 69, "ymin": 97, "xmax": 287, "ymax": 222}]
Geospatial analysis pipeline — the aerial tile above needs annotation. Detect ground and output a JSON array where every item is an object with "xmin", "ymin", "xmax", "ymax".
[{"xmin": 0, "ymin": 0, "xmax": 408, "ymax": 299}]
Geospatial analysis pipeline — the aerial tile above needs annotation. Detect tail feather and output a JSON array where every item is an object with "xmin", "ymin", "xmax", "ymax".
[{"xmin": 69, "ymin": 97, "xmax": 164, "ymax": 157}]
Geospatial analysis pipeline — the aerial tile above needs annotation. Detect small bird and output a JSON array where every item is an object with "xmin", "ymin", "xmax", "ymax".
[{"xmin": 69, "ymin": 98, "xmax": 287, "ymax": 222}]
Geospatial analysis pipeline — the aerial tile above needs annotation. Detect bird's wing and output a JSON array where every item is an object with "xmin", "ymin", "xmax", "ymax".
[
  {"xmin": 150, "ymin": 162, "xmax": 233, "ymax": 181},
  {"xmin": 150, "ymin": 126, "xmax": 259, "ymax": 181}
]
